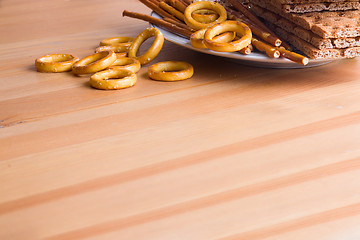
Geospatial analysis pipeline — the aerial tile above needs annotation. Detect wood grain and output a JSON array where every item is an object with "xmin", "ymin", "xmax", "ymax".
[{"xmin": 1, "ymin": 0, "xmax": 360, "ymax": 239}]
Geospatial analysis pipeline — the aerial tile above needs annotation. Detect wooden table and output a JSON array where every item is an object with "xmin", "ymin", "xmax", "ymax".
[{"xmin": 1, "ymin": 0, "xmax": 360, "ymax": 239}]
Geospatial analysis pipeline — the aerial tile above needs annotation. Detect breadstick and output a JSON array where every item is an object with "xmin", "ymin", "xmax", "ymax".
[
  {"xmin": 226, "ymin": 9, "xmax": 282, "ymax": 47},
  {"xmin": 148, "ymin": 0, "xmax": 161, "ymax": 5},
  {"xmin": 277, "ymin": 46, "xmax": 309, "ymax": 65},
  {"xmin": 225, "ymin": 5, "xmax": 292, "ymax": 50},
  {"xmin": 138, "ymin": 0, "xmax": 180, "ymax": 22},
  {"xmin": 163, "ymin": 17, "xmax": 193, "ymax": 32},
  {"xmin": 123, "ymin": 10, "xmax": 192, "ymax": 38},
  {"xmin": 251, "ymin": 38, "xmax": 280, "ymax": 58},
  {"xmin": 159, "ymin": 1, "xmax": 185, "ymax": 21},
  {"xmin": 165, "ymin": 0, "xmax": 187, "ymax": 13},
  {"xmin": 239, "ymin": 46, "xmax": 252, "ymax": 55},
  {"xmin": 233, "ymin": 36, "xmax": 252, "ymax": 55},
  {"xmin": 180, "ymin": 0, "xmax": 191, "ymax": 5},
  {"xmin": 225, "ymin": 0, "xmax": 276, "ymax": 38}
]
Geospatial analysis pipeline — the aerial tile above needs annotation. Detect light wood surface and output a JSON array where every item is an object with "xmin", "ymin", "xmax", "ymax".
[{"xmin": 1, "ymin": 0, "xmax": 360, "ymax": 239}]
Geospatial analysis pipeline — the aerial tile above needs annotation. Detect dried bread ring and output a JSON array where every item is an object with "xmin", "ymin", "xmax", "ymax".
[
  {"xmin": 89, "ymin": 68, "xmax": 137, "ymax": 90},
  {"xmin": 72, "ymin": 50, "xmax": 117, "ymax": 75},
  {"xmin": 128, "ymin": 27, "xmax": 164, "ymax": 65},
  {"xmin": 108, "ymin": 57, "xmax": 141, "ymax": 73},
  {"xmin": 190, "ymin": 28, "xmax": 236, "ymax": 49},
  {"xmin": 100, "ymin": 37, "xmax": 133, "ymax": 47},
  {"xmin": 192, "ymin": 9, "xmax": 219, "ymax": 24},
  {"xmin": 184, "ymin": 1, "xmax": 227, "ymax": 30},
  {"xmin": 95, "ymin": 45, "xmax": 129, "ymax": 56},
  {"xmin": 35, "ymin": 54, "xmax": 79, "ymax": 72},
  {"xmin": 148, "ymin": 61, "xmax": 193, "ymax": 81},
  {"xmin": 204, "ymin": 21, "xmax": 252, "ymax": 52}
]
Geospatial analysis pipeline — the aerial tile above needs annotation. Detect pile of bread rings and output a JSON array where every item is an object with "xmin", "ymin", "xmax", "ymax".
[
  {"xmin": 35, "ymin": 28, "xmax": 194, "ymax": 90},
  {"xmin": 123, "ymin": 0, "xmax": 309, "ymax": 65},
  {"xmin": 186, "ymin": 1, "xmax": 252, "ymax": 53}
]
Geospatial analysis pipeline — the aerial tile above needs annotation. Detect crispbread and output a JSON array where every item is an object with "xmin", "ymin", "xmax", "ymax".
[
  {"xmin": 251, "ymin": 4, "xmax": 360, "ymax": 49},
  {"xmin": 267, "ymin": 22, "xmax": 360, "ymax": 59},
  {"xmin": 270, "ymin": 0, "xmax": 359, "ymax": 4},
  {"xmin": 281, "ymin": 2, "xmax": 360, "ymax": 13},
  {"xmin": 251, "ymin": 0, "xmax": 360, "ymax": 38}
]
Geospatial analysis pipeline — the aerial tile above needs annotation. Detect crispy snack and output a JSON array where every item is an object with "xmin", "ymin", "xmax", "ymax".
[
  {"xmin": 261, "ymin": 0, "xmax": 360, "ymax": 13},
  {"xmin": 166, "ymin": 0, "xmax": 187, "ymax": 13},
  {"xmin": 100, "ymin": 37, "xmax": 133, "ymax": 47},
  {"xmin": 159, "ymin": 1, "xmax": 185, "ymax": 21},
  {"xmin": 276, "ymin": 46, "xmax": 309, "ymax": 65},
  {"xmin": 148, "ymin": 61, "xmax": 194, "ymax": 81},
  {"xmin": 190, "ymin": 28, "xmax": 236, "ymax": 49},
  {"xmin": 273, "ymin": 25, "xmax": 360, "ymax": 59},
  {"xmin": 239, "ymin": 45, "xmax": 252, "ymax": 54},
  {"xmin": 251, "ymin": 38, "xmax": 280, "ymax": 58},
  {"xmin": 138, "ymin": 0, "xmax": 179, "ymax": 21},
  {"xmin": 123, "ymin": 10, "xmax": 192, "ymax": 38},
  {"xmin": 128, "ymin": 27, "xmax": 164, "ymax": 65},
  {"xmin": 251, "ymin": 0, "xmax": 360, "ymax": 38},
  {"xmin": 192, "ymin": 9, "xmax": 219, "ymax": 23},
  {"xmin": 129, "ymin": 0, "xmax": 309, "ymax": 65},
  {"xmin": 204, "ymin": 20, "xmax": 252, "ymax": 52},
  {"xmin": 35, "ymin": 54, "xmax": 79, "ymax": 72},
  {"xmin": 95, "ymin": 45, "xmax": 129, "ymax": 54},
  {"xmin": 225, "ymin": 7, "xmax": 283, "ymax": 47},
  {"xmin": 72, "ymin": 51, "xmax": 117, "ymax": 75},
  {"xmin": 251, "ymin": 4, "xmax": 360, "ymax": 49},
  {"xmin": 108, "ymin": 57, "xmax": 141, "ymax": 73},
  {"xmin": 163, "ymin": 17, "xmax": 193, "ymax": 31},
  {"xmin": 184, "ymin": 1, "xmax": 227, "ymax": 30},
  {"xmin": 89, "ymin": 68, "xmax": 137, "ymax": 90},
  {"xmin": 225, "ymin": 0, "xmax": 280, "ymax": 42}
]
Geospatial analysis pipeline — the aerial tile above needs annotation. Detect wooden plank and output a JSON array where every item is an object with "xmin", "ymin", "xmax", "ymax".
[{"xmin": 1, "ymin": 0, "xmax": 360, "ymax": 239}]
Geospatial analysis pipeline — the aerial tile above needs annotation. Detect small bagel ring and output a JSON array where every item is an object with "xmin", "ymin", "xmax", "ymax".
[
  {"xmin": 184, "ymin": 1, "xmax": 227, "ymax": 30},
  {"xmin": 108, "ymin": 57, "xmax": 141, "ymax": 73},
  {"xmin": 190, "ymin": 28, "xmax": 236, "ymax": 49},
  {"xmin": 204, "ymin": 21, "xmax": 252, "ymax": 52},
  {"xmin": 89, "ymin": 68, "xmax": 137, "ymax": 90},
  {"xmin": 72, "ymin": 50, "xmax": 117, "ymax": 75},
  {"xmin": 35, "ymin": 54, "xmax": 79, "ymax": 72},
  {"xmin": 100, "ymin": 37, "xmax": 133, "ymax": 47},
  {"xmin": 192, "ymin": 9, "xmax": 219, "ymax": 24},
  {"xmin": 128, "ymin": 27, "xmax": 164, "ymax": 65},
  {"xmin": 95, "ymin": 45, "xmax": 129, "ymax": 55},
  {"xmin": 148, "ymin": 61, "xmax": 194, "ymax": 81}
]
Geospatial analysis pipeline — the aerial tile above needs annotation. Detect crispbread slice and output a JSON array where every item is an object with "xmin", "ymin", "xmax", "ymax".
[
  {"xmin": 281, "ymin": 2, "xmax": 360, "ymax": 13},
  {"xmin": 268, "ymin": 23, "xmax": 360, "ymax": 59},
  {"xmin": 271, "ymin": 0, "xmax": 359, "ymax": 4},
  {"xmin": 262, "ymin": 0, "xmax": 360, "ymax": 13},
  {"xmin": 251, "ymin": 4, "xmax": 360, "ymax": 49},
  {"xmin": 251, "ymin": 0, "xmax": 360, "ymax": 38}
]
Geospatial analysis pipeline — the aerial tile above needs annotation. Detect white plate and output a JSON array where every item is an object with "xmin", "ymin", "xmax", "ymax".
[{"xmin": 150, "ymin": 13, "xmax": 335, "ymax": 69}]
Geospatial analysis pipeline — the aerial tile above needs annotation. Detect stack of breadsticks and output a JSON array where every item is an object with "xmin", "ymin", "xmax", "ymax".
[{"xmin": 123, "ymin": 0, "xmax": 310, "ymax": 65}]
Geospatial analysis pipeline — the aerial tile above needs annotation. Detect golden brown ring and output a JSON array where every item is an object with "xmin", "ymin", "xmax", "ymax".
[
  {"xmin": 184, "ymin": 1, "xmax": 227, "ymax": 30},
  {"xmin": 148, "ymin": 61, "xmax": 193, "ymax": 81},
  {"xmin": 190, "ymin": 28, "xmax": 236, "ymax": 49},
  {"xmin": 72, "ymin": 50, "xmax": 117, "ymax": 75},
  {"xmin": 100, "ymin": 36, "xmax": 134, "ymax": 48},
  {"xmin": 192, "ymin": 9, "xmax": 219, "ymax": 24},
  {"xmin": 128, "ymin": 27, "xmax": 164, "ymax": 65},
  {"xmin": 204, "ymin": 21, "xmax": 252, "ymax": 52},
  {"xmin": 95, "ymin": 45, "xmax": 129, "ymax": 54},
  {"xmin": 35, "ymin": 54, "xmax": 79, "ymax": 72},
  {"xmin": 108, "ymin": 57, "xmax": 141, "ymax": 73},
  {"xmin": 89, "ymin": 68, "xmax": 137, "ymax": 90}
]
